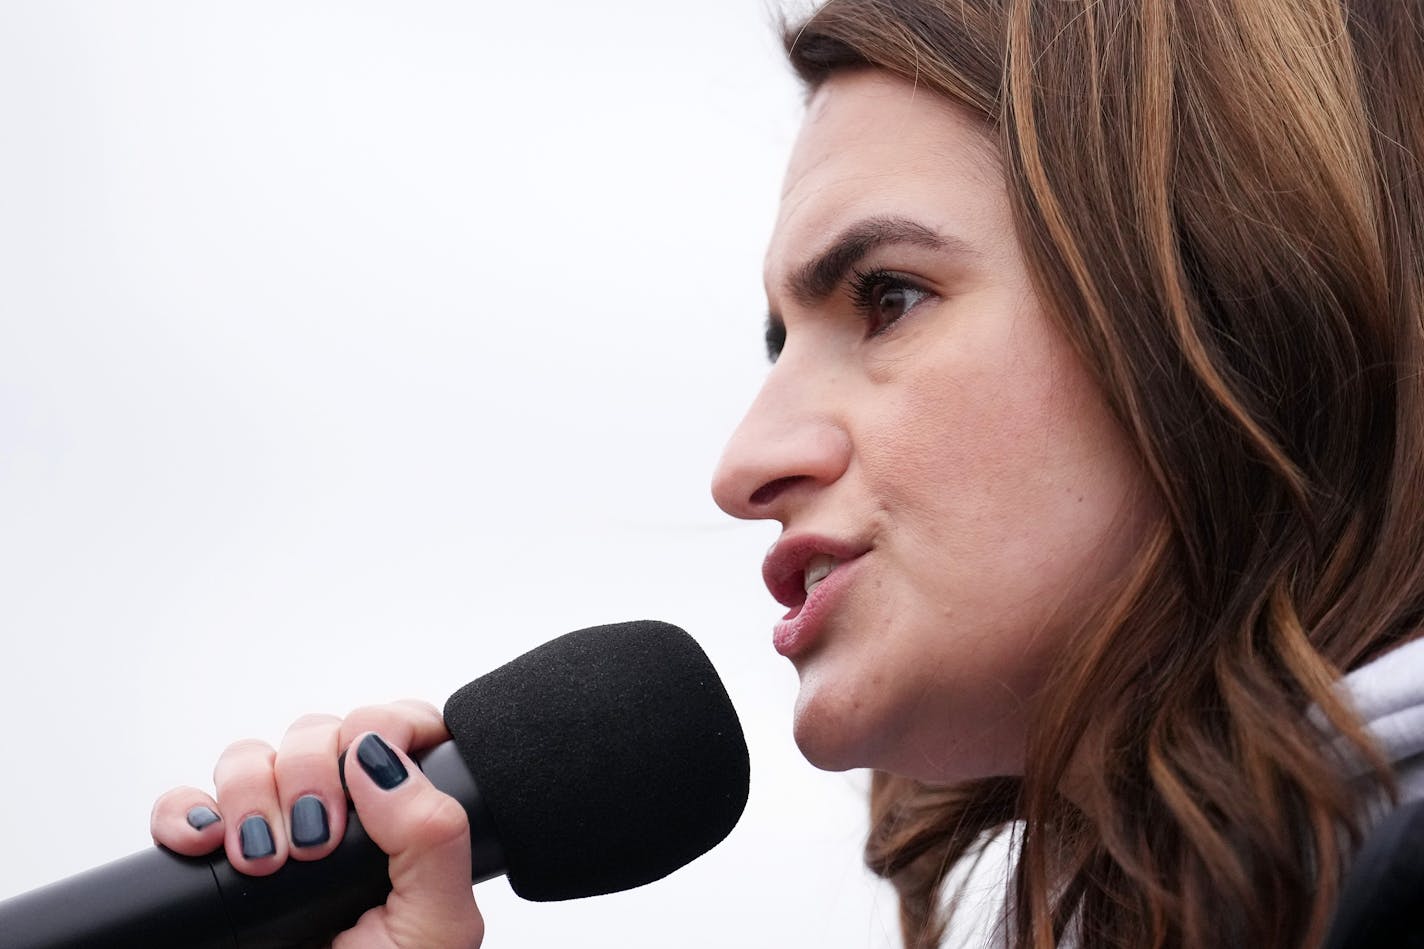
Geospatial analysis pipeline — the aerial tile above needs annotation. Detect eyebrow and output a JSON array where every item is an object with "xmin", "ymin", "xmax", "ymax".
[{"xmin": 782, "ymin": 216, "xmax": 973, "ymax": 307}]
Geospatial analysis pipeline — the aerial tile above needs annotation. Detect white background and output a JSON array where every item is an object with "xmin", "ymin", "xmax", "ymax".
[{"xmin": 0, "ymin": 2, "xmax": 911, "ymax": 946}]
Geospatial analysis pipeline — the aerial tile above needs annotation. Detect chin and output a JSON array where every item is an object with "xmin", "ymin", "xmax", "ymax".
[
  {"xmin": 791, "ymin": 671, "xmax": 1026, "ymax": 782},
  {"xmin": 789, "ymin": 678, "xmax": 879, "ymax": 772},
  {"xmin": 793, "ymin": 721, "xmax": 865, "ymax": 772}
]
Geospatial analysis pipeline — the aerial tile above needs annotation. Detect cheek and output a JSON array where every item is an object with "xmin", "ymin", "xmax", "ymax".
[
  {"xmin": 860, "ymin": 336, "xmax": 1065, "ymax": 549},
  {"xmin": 858, "ymin": 311, "xmax": 1146, "ymax": 626}
]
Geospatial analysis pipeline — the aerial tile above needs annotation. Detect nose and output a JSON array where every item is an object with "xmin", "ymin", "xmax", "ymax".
[{"xmin": 711, "ymin": 361, "xmax": 851, "ymax": 523}]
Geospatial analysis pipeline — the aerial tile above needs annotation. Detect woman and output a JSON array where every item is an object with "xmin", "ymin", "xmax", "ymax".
[{"xmin": 151, "ymin": 0, "xmax": 1424, "ymax": 946}]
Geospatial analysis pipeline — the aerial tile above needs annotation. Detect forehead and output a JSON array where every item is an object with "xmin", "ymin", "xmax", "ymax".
[{"xmin": 766, "ymin": 70, "xmax": 1003, "ymax": 286}]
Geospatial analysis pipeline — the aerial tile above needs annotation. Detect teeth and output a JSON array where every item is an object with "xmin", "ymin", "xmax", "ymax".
[{"xmin": 804, "ymin": 555, "xmax": 839, "ymax": 595}]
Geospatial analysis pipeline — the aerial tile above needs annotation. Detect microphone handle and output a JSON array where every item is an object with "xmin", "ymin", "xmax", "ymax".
[{"xmin": 0, "ymin": 741, "xmax": 506, "ymax": 949}]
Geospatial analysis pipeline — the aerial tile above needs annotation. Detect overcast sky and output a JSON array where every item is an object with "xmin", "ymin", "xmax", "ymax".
[{"xmin": 0, "ymin": 2, "xmax": 940, "ymax": 947}]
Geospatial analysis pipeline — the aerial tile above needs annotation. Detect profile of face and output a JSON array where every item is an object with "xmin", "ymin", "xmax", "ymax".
[{"xmin": 712, "ymin": 70, "xmax": 1158, "ymax": 784}]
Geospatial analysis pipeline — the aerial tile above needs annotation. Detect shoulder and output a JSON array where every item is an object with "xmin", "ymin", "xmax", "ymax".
[
  {"xmin": 1325, "ymin": 798, "xmax": 1424, "ymax": 949},
  {"xmin": 1323, "ymin": 637, "xmax": 1424, "ymax": 948}
]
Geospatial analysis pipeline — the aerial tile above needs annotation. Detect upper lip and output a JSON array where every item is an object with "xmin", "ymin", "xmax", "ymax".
[{"xmin": 762, "ymin": 533, "xmax": 871, "ymax": 610}]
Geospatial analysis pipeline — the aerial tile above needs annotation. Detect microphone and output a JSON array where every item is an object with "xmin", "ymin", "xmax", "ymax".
[{"xmin": 0, "ymin": 620, "xmax": 751, "ymax": 949}]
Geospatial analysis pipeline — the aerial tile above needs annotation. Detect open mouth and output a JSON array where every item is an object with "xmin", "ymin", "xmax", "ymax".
[
  {"xmin": 762, "ymin": 535, "xmax": 870, "ymax": 612},
  {"xmin": 802, "ymin": 554, "xmax": 838, "ymax": 598}
]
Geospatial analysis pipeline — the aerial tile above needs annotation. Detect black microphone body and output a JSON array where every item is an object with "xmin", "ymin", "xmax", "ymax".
[
  {"xmin": 0, "ymin": 621, "xmax": 750, "ymax": 949},
  {"xmin": 0, "ymin": 742, "xmax": 502, "ymax": 949}
]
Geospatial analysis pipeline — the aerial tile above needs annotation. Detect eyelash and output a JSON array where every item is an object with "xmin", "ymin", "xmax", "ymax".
[
  {"xmin": 847, "ymin": 267, "xmax": 931, "ymax": 335},
  {"xmin": 763, "ymin": 268, "xmax": 931, "ymax": 363}
]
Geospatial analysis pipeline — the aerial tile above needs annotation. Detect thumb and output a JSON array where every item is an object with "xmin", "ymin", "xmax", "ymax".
[{"xmin": 336, "ymin": 732, "xmax": 484, "ymax": 949}]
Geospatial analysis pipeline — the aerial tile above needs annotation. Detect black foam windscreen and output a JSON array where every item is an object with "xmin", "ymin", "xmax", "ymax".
[{"xmin": 442, "ymin": 620, "xmax": 750, "ymax": 901}]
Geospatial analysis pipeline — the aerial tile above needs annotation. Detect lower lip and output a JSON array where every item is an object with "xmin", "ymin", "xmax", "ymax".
[{"xmin": 773, "ymin": 556, "xmax": 864, "ymax": 659}]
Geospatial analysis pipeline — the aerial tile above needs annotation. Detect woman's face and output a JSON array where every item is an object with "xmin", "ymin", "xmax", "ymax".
[{"xmin": 712, "ymin": 70, "xmax": 1157, "ymax": 783}]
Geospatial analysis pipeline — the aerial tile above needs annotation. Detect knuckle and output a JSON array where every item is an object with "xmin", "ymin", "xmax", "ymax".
[
  {"xmin": 340, "ymin": 707, "xmax": 409, "ymax": 747},
  {"xmin": 340, "ymin": 707, "xmax": 389, "ymax": 734},
  {"xmin": 273, "ymin": 749, "xmax": 338, "ymax": 785},
  {"xmin": 410, "ymin": 793, "xmax": 470, "ymax": 848},
  {"xmin": 215, "ymin": 770, "xmax": 277, "ymax": 800},
  {"xmin": 287, "ymin": 712, "xmax": 341, "ymax": 733},
  {"xmin": 222, "ymin": 737, "xmax": 276, "ymax": 760},
  {"xmin": 343, "ymin": 704, "xmax": 387, "ymax": 723},
  {"xmin": 392, "ymin": 698, "xmax": 442, "ymax": 721},
  {"xmin": 213, "ymin": 740, "xmax": 277, "ymax": 787}
]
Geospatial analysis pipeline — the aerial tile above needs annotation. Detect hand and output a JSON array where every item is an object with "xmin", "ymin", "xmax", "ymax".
[{"xmin": 150, "ymin": 700, "xmax": 484, "ymax": 949}]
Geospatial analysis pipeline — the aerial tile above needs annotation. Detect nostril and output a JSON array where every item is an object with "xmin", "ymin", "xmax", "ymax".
[{"xmin": 749, "ymin": 475, "xmax": 804, "ymax": 508}]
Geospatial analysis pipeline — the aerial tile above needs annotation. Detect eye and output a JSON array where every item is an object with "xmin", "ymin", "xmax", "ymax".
[
  {"xmin": 848, "ymin": 268, "xmax": 931, "ymax": 335},
  {"xmin": 764, "ymin": 315, "xmax": 786, "ymax": 363}
]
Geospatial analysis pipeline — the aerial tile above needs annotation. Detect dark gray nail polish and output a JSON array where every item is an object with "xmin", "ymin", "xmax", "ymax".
[
  {"xmin": 356, "ymin": 733, "xmax": 408, "ymax": 790},
  {"xmin": 290, "ymin": 795, "xmax": 330, "ymax": 848},
  {"xmin": 239, "ymin": 815, "xmax": 276, "ymax": 859},
  {"xmin": 186, "ymin": 806, "xmax": 221, "ymax": 830}
]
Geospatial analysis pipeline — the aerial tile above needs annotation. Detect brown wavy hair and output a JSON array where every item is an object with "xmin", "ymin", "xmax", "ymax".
[{"xmin": 780, "ymin": 1, "xmax": 1424, "ymax": 946}]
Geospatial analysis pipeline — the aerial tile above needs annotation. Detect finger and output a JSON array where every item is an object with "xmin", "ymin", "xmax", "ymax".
[
  {"xmin": 340, "ymin": 732, "xmax": 483, "ymax": 948},
  {"xmin": 338, "ymin": 700, "xmax": 448, "ymax": 757},
  {"xmin": 151, "ymin": 786, "xmax": 225, "ymax": 857},
  {"xmin": 213, "ymin": 737, "xmax": 287, "ymax": 875},
  {"xmin": 274, "ymin": 713, "xmax": 345, "ymax": 861}
]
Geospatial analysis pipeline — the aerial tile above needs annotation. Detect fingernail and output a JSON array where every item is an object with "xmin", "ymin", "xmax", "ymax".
[
  {"xmin": 240, "ymin": 815, "xmax": 276, "ymax": 859},
  {"xmin": 186, "ymin": 806, "xmax": 221, "ymax": 830},
  {"xmin": 356, "ymin": 733, "xmax": 408, "ymax": 790},
  {"xmin": 290, "ymin": 795, "xmax": 330, "ymax": 848}
]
